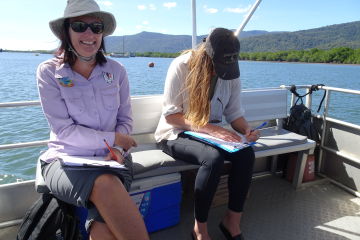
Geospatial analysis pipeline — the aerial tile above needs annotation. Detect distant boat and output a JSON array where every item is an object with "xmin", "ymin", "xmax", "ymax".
[
  {"xmin": 110, "ymin": 52, "xmax": 130, "ymax": 58},
  {"xmin": 110, "ymin": 35, "xmax": 131, "ymax": 58}
]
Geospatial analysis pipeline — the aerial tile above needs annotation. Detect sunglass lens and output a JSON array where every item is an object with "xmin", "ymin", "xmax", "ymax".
[
  {"xmin": 90, "ymin": 23, "xmax": 104, "ymax": 34},
  {"xmin": 70, "ymin": 22, "xmax": 104, "ymax": 34},
  {"xmin": 70, "ymin": 22, "xmax": 88, "ymax": 32}
]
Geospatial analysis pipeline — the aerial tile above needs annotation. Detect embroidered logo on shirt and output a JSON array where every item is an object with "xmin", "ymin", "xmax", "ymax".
[
  {"xmin": 57, "ymin": 77, "xmax": 74, "ymax": 87},
  {"xmin": 103, "ymin": 72, "xmax": 114, "ymax": 84}
]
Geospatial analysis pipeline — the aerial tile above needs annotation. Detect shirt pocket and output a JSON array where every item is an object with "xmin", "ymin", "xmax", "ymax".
[
  {"xmin": 101, "ymin": 87, "xmax": 120, "ymax": 111},
  {"xmin": 62, "ymin": 89, "xmax": 85, "ymax": 116}
]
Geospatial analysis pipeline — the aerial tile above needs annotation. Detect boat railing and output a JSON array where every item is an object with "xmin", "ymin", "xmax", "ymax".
[
  {"xmin": 280, "ymin": 85, "xmax": 360, "ymax": 196},
  {"xmin": 0, "ymin": 100, "xmax": 49, "ymax": 150},
  {"xmin": 1, "ymin": 86, "xmax": 360, "ymax": 182}
]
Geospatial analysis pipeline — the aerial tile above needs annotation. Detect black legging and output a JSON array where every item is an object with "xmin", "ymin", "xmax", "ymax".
[{"xmin": 159, "ymin": 132, "xmax": 255, "ymax": 222}]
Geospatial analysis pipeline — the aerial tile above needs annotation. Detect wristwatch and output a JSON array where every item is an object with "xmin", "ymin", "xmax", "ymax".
[{"xmin": 112, "ymin": 145, "xmax": 124, "ymax": 155}]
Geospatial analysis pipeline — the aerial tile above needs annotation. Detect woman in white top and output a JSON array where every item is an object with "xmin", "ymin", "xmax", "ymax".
[{"xmin": 155, "ymin": 28, "xmax": 260, "ymax": 240}]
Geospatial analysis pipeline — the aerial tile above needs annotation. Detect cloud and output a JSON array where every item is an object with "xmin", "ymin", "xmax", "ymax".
[
  {"xmin": 203, "ymin": 5, "xmax": 218, "ymax": 14},
  {"xmin": 136, "ymin": 25, "xmax": 151, "ymax": 31},
  {"xmin": 137, "ymin": 5, "xmax": 146, "ymax": 10},
  {"xmin": 163, "ymin": 2, "xmax": 177, "ymax": 9},
  {"xmin": 137, "ymin": 4, "xmax": 157, "ymax": 11},
  {"xmin": 96, "ymin": 1, "xmax": 113, "ymax": 7},
  {"xmin": 224, "ymin": 5, "xmax": 251, "ymax": 14},
  {"xmin": 142, "ymin": 21, "xmax": 149, "ymax": 25},
  {"xmin": 149, "ymin": 4, "xmax": 157, "ymax": 10}
]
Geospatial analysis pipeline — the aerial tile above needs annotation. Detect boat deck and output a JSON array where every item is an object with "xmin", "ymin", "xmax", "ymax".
[{"xmin": 150, "ymin": 175, "xmax": 360, "ymax": 240}]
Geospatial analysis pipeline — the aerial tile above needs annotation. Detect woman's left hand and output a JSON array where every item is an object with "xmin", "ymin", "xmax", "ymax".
[{"xmin": 245, "ymin": 128, "xmax": 260, "ymax": 143}]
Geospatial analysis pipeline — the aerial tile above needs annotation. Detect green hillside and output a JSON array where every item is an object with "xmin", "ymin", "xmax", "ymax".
[
  {"xmin": 240, "ymin": 21, "xmax": 360, "ymax": 52},
  {"xmin": 104, "ymin": 21, "xmax": 360, "ymax": 53}
]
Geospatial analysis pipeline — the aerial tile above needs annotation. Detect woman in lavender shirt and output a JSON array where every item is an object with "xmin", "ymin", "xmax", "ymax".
[{"xmin": 37, "ymin": 0, "xmax": 149, "ymax": 239}]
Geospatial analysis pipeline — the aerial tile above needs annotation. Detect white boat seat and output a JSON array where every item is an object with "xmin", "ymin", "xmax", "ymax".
[
  {"xmin": 35, "ymin": 89, "xmax": 316, "ymax": 193},
  {"xmin": 35, "ymin": 127, "xmax": 312, "ymax": 193}
]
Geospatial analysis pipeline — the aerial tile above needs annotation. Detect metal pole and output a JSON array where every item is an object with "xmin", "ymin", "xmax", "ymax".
[
  {"xmin": 191, "ymin": 0, "xmax": 197, "ymax": 49},
  {"xmin": 234, "ymin": 0, "xmax": 262, "ymax": 37},
  {"xmin": 317, "ymin": 89, "xmax": 331, "ymax": 173}
]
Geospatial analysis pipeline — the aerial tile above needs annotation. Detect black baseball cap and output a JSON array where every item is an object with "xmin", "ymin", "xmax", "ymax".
[{"xmin": 205, "ymin": 28, "xmax": 240, "ymax": 80}]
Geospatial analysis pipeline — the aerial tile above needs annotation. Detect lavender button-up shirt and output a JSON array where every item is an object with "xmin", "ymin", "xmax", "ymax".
[{"xmin": 37, "ymin": 57, "xmax": 132, "ymax": 162}]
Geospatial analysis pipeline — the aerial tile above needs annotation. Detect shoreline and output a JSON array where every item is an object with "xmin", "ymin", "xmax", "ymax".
[{"xmin": 1, "ymin": 50, "xmax": 360, "ymax": 66}]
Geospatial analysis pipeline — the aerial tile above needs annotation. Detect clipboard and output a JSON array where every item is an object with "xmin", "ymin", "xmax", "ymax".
[
  {"xmin": 183, "ymin": 131, "xmax": 253, "ymax": 153},
  {"xmin": 59, "ymin": 155, "xmax": 126, "ymax": 169}
]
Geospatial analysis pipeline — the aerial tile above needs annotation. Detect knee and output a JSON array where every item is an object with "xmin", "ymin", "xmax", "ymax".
[
  {"xmin": 91, "ymin": 174, "xmax": 124, "ymax": 200},
  {"xmin": 233, "ymin": 147, "xmax": 255, "ymax": 166},
  {"xmin": 89, "ymin": 221, "xmax": 116, "ymax": 240}
]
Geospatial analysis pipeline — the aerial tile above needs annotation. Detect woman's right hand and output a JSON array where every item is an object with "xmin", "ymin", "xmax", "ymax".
[
  {"xmin": 206, "ymin": 125, "xmax": 243, "ymax": 142},
  {"xmin": 114, "ymin": 132, "xmax": 137, "ymax": 151}
]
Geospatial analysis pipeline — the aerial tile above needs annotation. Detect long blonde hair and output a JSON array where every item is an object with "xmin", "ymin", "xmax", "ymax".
[{"xmin": 183, "ymin": 44, "xmax": 214, "ymax": 127}]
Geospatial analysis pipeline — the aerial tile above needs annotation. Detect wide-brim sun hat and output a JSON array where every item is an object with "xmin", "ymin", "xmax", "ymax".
[
  {"xmin": 205, "ymin": 28, "xmax": 240, "ymax": 80},
  {"xmin": 49, "ymin": 0, "xmax": 116, "ymax": 39}
]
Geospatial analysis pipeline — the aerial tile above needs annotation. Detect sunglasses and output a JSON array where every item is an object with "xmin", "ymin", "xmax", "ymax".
[{"xmin": 70, "ymin": 21, "xmax": 104, "ymax": 34}]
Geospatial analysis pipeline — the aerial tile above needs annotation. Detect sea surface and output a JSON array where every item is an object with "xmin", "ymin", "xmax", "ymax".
[{"xmin": 1, "ymin": 52, "xmax": 360, "ymax": 184}]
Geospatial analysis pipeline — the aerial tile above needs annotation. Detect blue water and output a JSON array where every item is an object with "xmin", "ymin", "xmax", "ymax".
[{"xmin": 1, "ymin": 52, "xmax": 360, "ymax": 184}]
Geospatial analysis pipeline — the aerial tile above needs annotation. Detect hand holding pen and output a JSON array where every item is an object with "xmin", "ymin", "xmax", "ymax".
[
  {"xmin": 103, "ymin": 139, "xmax": 122, "ymax": 163},
  {"xmin": 246, "ymin": 121, "xmax": 267, "ymax": 142}
]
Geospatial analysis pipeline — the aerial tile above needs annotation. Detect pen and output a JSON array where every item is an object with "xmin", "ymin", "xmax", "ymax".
[
  {"xmin": 103, "ymin": 139, "xmax": 118, "ymax": 161},
  {"xmin": 251, "ymin": 121, "xmax": 268, "ymax": 132}
]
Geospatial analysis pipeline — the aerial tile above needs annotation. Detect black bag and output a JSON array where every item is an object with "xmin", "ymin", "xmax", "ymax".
[
  {"xmin": 16, "ymin": 193, "xmax": 81, "ymax": 240},
  {"xmin": 285, "ymin": 102, "xmax": 319, "ymax": 141},
  {"xmin": 284, "ymin": 85, "xmax": 325, "ymax": 142}
]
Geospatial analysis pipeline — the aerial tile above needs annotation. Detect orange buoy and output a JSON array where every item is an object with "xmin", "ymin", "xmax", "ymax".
[{"xmin": 148, "ymin": 62, "xmax": 155, "ymax": 67}]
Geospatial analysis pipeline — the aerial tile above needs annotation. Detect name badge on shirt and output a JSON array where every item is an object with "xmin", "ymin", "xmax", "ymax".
[
  {"xmin": 57, "ymin": 77, "xmax": 74, "ymax": 87},
  {"xmin": 103, "ymin": 72, "xmax": 114, "ymax": 84}
]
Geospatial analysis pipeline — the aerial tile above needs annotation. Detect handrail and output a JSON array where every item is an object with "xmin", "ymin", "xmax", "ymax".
[
  {"xmin": 0, "ymin": 100, "xmax": 40, "ymax": 108},
  {"xmin": 280, "ymin": 84, "xmax": 360, "ymax": 96},
  {"xmin": 0, "ymin": 140, "xmax": 49, "ymax": 150}
]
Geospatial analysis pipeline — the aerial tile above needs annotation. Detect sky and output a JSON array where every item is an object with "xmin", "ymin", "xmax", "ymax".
[{"xmin": 0, "ymin": 0, "xmax": 359, "ymax": 51}]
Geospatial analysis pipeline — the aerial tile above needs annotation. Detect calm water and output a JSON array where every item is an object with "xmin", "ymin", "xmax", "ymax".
[{"xmin": 1, "ymin": 52, "xmax": 360, "ymax": 184}]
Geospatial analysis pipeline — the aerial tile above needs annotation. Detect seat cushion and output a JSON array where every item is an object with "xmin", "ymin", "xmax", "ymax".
[
  {"xmin": 252, "ymin": 127, "xmax": 308, "ymax": 152},
  {"xmin": 35, "ymin": 157, "xmax": 51, "ymax": 193},
  {"xmin": 132, "ymin": 149, "xmax": 198, "ymax": 176}
]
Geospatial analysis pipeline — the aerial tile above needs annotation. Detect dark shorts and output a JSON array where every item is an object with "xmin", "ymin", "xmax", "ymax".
[{"xmin": 41, "ymin": 155, "xmax": 133, "ymax": 230}]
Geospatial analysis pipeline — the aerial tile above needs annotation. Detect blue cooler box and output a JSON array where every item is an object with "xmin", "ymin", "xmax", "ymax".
[{"xmin": 130, "ymin": 173, "xmax": 182, "ymax": 233}]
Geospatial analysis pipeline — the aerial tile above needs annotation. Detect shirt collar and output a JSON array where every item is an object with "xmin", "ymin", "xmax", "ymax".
[{"xmin": 54, "ymin": 59, "xmax": 112, "ymax": 80}]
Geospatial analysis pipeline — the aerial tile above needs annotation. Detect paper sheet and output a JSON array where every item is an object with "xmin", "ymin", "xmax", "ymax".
[
  {"xmin": 59, "ymin": 155, "xmax": 126, "ymax": 169},
  {"xmin": 184, "ymin": 131, "xmax": 252, "ymax": 153}
]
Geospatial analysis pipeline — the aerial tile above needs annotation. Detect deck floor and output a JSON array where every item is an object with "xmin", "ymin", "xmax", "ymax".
[{"xmin": 150, "ymin": 175, "xmax": 360, "ymax": 240}]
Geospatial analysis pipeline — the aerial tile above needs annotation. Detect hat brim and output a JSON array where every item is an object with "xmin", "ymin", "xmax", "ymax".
[
  {"xmin": 213, "ymin": 61, "xmax": 240, "ymax": 80},
  {"xmin": 49, "ymin": 11, "xmax": 116, "ymax": 39}
]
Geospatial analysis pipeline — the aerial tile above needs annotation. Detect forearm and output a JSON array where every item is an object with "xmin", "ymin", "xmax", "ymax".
[
  {"xmin": 165, "ymin": 113, "xmax": 217, "ymax": 134},
  {"xmin": 231, "ymin": 117, "xmax": 251, "ymax": 134}
]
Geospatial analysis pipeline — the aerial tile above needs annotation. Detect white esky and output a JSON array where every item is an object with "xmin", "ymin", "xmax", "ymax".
[{"xmin": 0, "ymin": 0, "xmax": 359, "ymax": 51}]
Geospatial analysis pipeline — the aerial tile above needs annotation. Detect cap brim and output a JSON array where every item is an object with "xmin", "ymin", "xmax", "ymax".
[{"xmin": 214, "ymin": 61, "xmax": 240, "ymax": 80}]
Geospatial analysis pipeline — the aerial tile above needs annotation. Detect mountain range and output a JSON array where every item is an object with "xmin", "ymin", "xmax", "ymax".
[{"xmin": 104, "ymin": 21, "xmax": 360, "ymax": 53}]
